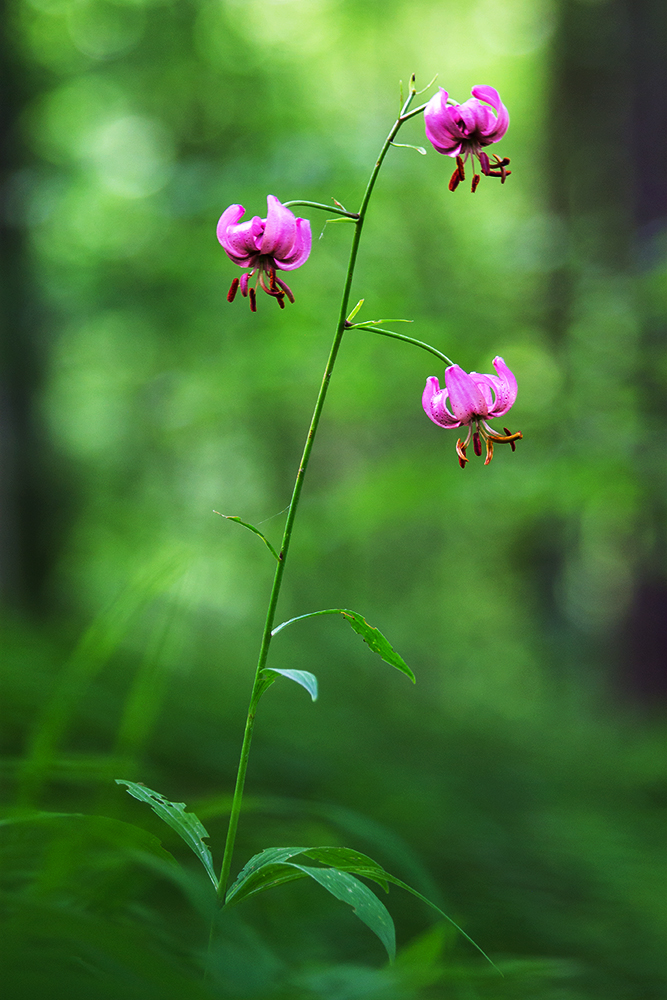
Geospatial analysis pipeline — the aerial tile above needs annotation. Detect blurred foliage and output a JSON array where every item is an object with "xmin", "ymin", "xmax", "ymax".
[{"xmin": 1, "ymin": 0, "xmax": 666, "ymax": 997}]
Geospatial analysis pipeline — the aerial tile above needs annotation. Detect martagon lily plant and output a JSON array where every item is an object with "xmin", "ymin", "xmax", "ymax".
[{"xmin": 117, "ymin": 76, "xmax": 520, "ymax": 973}]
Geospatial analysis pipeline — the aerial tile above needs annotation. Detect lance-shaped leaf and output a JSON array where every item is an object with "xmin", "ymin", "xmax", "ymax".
[
  {"xmin": 214, "ymin": 512, "xmax": 280, "ymax": 561},
  {"xmin": 225, "ymin": 846, "xmax": 389, "ymax": 905},
  {"xmin": 271, "ymin": 609, "xmax": 415, "ymax": 683},
  {"xmin": 297, "ymin": 865, "xmax": 395, "ymax": 961},
  {"xmin": 116, "ymin": 780, "xmax": 217, "ymax": 888},
  {"xmin": 225, "ymin": 845, "xmax": 497, "ymax": 971},
  {"xmin": 225, "ymin": 846, "xmax": 395, "ymax": 961},
  {"xmin": 264, "ymin": 668, "xmax": 318, "ymax": 701},
  {"xmin": 346, "ymin": 298, "xmax": 365, "ymax": 323}
]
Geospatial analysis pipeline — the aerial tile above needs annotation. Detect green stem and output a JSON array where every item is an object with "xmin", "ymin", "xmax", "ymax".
[
  {"xmin": 282, "ymin": 200, "xmax": 359, "ymax": 219},
  {"xmin": 350, "ymin": 324, "xmax": 454, "ymax": 367},
  {"xmin": 216, "ymin": 83, "xmax": 421, "ymax": 903}
]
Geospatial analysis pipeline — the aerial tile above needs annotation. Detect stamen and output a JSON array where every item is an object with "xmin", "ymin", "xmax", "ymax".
[
  {"xmin": 484, "ymin": 439, "xmax": 494, "ymax": 465},
  {"xmin": 481, "ymin": 420, "xmax": 522, "ymax": 446},
  {"xmin": 448, "ymin": 168, "xmax": 462, "ymax": 192},
  {"xmin": 473, "ymin": 431, "xmax": 482, "ymax": 456},
  {"xmin": 456, "ymin": 155, "xmax": 465, "ymax": 181},
  {"xmin": 276, "ymin": 293, "xmax": 285, "ymax": 309},
  {"xmin": 471, "ymin": 173, "xmax": 480, "ymax": 193},
  {"xmin": 240, "ymin": 273, "xmax": 250, "ymax": 297},
  {"xmin": 249, "ymin": 287, "xmax": 257, "ymax": 312},
  {"xmin": 456, "ymin": 439, "xmax": 469, "ymax": 467},
  {"xmin": 227, "ymin": 277, "xmax": 240, "ymax": 303},
  {"xmin": 504, "ymin": 428, "xmax": 516, "ymax": 452},
  {"xmin": 274, "ymin": 275, "xmax": 295, "ymax": 303},
  {"xmin": 479, "ymin": 151, "xmax": 490, "ymax": 176}
]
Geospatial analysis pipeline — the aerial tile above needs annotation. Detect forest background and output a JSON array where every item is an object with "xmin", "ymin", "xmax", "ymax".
[{"xmin": 1, "ymin": 0, "xmax": 666, "ymax": 997}]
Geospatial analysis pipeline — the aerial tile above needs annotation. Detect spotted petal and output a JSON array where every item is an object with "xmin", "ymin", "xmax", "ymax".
[
  {"xmin": 444, "ymin": 365, "xmax": 490, "ymax": 422},
  {"xmin": 422, "ymin": 376, "xmax": 462, "ymax": 428},
  {"xmin": 471, "ymin": 356, "xmax": 517, "ymax": 417}
]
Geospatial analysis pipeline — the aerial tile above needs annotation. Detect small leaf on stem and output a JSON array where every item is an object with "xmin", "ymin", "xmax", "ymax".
[
  {"xmin": 271, "ymin": 609, "xmax": 415, "ymax": 683},
  {"xmin": 390, "ymin": 141, "xmax": 427, "ymax": 155},
  {"xmin": 264, "ymin": 668, "xmax": 318, "ymax": 702},
  {"xmin": 346, "ymin": 298, "xmax": 365, "ymax": 323},
  {"xmin": 214, "ymin": 513, "xmax": 280, "ymax": 562}
]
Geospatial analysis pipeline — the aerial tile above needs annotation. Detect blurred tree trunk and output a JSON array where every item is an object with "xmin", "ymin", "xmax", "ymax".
[
  {"xmin": 549, "ymin": 0, "xmax": 667, "ymax": 701},
  {"xmin": 624, "ymin": 0, "xmax": 667, "ymax": 702},
  {"xmin": 0, "ymin": 1, "xmax": 65, "ymax": 614}
]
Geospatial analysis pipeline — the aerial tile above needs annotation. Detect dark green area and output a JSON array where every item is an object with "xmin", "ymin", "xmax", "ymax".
[{"xmin": 1, "ymin": 0, "xmax": 666, "ymax": 997}]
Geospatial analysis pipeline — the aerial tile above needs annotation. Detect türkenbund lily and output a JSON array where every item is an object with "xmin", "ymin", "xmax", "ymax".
[
  {"xmin": 424, "ymin": 86, "xmax": 510, "ymax": 193},
  {"xmin": 422, "ymin": 357, "xmax": 522, "ymax": 467},
  {"xmin": 217, "ymin": 195, "xmax": 312, "ymax": 311}
]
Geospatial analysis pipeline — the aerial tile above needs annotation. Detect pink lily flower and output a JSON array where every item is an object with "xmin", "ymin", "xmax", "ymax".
[
  {"xmin": 424, "ymin": 86, "xmax": 511, "ymax": 193},
  {"xmin": 422, "ymin": 356, "xmax": 522, "ymax": 467},
  {"xmin": 217, "ymin": 195, "xmax": 312, "ymax": 311}
]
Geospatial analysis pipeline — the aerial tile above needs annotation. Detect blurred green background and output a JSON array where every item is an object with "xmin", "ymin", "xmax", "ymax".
[{"xmin": 1, "ymin": 0, "xmax": 666, "ymax": 996}]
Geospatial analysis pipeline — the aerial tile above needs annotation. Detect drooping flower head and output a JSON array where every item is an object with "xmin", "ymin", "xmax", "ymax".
[
  {"xmin": 217, "ymin": 195, "xmax": 312, "ymax": 311},
  {"xmin": 422, "ymin": 356, "xmax": 522, "ymax": 467},
  {"xmin": 424, "ymin": 86, "xmax": 510, "ymax": 193}
]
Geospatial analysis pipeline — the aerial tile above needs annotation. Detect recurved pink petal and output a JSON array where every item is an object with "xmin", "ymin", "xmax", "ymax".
[
  {"xmin": 423, "ymin": 88, "xmax": 449, "ymax": 122},
  {"xmin": 472, "ymin": 356, "xmax": 517, "ymax": 417},
  {"xmin": 217, "ymin": 204, "xmax": 264, "ymax": 264},
  {"xmin": 471, "ymin": 86, "xmax": 509, "ymax": 141},
  {"xmin": 225, "ymin": 224, "xmax": 264, "ymax": 264},
  {"xmin": 444, "ymin": 365, "xmax": 488, "ymax": 423},
  {"xmin": 260, "ymin": 195, "xmax": 297, "ymax": 259},
  {"xmin": 277, "ymin": 216, "xmax": 312, "ymax": 270},
  {"xmin": 490, "ymin": 355, "xmax": 517, "ymax": 414},
  {"xmin": 422, "ymin": 376, "xmax": 461, "ymax": 428},
  {"xmin": 217, "ymin": 204, "xmax": 246, "ymax": 252},
  {"xmin": 424, "ymin": 90, "xmax": 465, "ymax": 156}
]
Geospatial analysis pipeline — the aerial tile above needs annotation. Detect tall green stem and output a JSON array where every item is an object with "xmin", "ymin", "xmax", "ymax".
[{"xmin": 217, "ymin": 84, "xmax": 422, "ymax": 901}]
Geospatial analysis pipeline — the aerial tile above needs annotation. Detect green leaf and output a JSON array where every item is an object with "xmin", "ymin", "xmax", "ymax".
[
  {"xmin": 300, "ymin": 846, "xmax": 388, "ymax": 890},
  {"xmin": 377, "ymin": 872, "xmax": 500, "ymax": 974},
  {"xmin": 214, "ymin": 513, "xmax": 280, "ymax": 561},
  {"xmin": 225, "ymin": 846, "xmax": 389, "ymax": 907},
  {"xmin": 225, "ymin": 846, "xmax": 308, "ymax": 902},
  {"xmin": 293, "ymin": 865, "xmax": 396, "ymax": 962},
  {"xmin": 264, "ymin": 668, "xmax": 318, "ymax": 701},
  {"xmin": 271, "ymin": 609, "xmax": 415, "ymax": 683},
  {"xmin": 225, "ymin": 846, "xmax": 395, "ymax": 962},
  {"xmin": 339, "ymin": 610, "xmax": 415, "ymax": 682},
  {"xmin": 346, "ymin": 298, "xmax": 365, "ymax": 323},
  {"xmin": 390, "ymin": 141, "xmax": 427, "ymax": 154},
  {"xmin": 225, "ymin": 845, "xmax": 497, "ymax": 972},
  {"xmin": 116, "ymin": 780, "xmax": 217, "ymax": 888}
]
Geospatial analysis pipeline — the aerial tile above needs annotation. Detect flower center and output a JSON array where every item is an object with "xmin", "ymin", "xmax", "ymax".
[
  {"xmin": 448, "ymin": 152, "xmax": 512, "ymax": 193},
  {"xmin": 456, "ymin": 418, "xmax": 522, "ymax": 468}
]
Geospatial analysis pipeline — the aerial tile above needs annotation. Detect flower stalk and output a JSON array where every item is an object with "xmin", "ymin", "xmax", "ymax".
[{"xmin": 217, "ymin": 80, "xmax": 425, "ymax": 901}]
